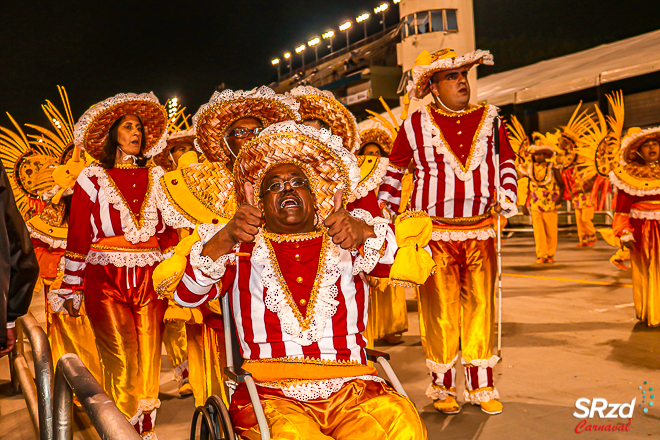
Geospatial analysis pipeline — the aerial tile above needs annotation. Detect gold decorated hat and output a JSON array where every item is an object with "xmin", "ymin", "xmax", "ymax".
[
  {"xmin": 73, "ymin": 92, "xmax": 168, "ymax": 160},
  {"xmin": 234, "ymin": 121, "xmax": 361, "ymax": 221},
  {"xmin": 359, "ymin": 127, "xmax": 394, "ymax": 155},
  {"xmin": 620, "ymin": 126, "xmax": 660, "ymax": 165},
  {"xmin": 288, "ymin": 86, "xmax": 361, "ymax": 153},
  {"xmin": 153, "ymin": 106, "xmax": 196, "ymax": 170},
  {"xmin": 408, "ymin": 48, "xmax": 493, "ymax": 100},
  {"xmin": 193, "ymin": 86, "xmax": 300, "ymax": 164},
  {"xmin": 530, "ymin": 132, "xmax": 559, "ymax": 156}
]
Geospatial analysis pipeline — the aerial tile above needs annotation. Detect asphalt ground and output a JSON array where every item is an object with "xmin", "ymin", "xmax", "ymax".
[{"xmin": 1, "ymin": 232, "xmax": 659, "ymax": 439}]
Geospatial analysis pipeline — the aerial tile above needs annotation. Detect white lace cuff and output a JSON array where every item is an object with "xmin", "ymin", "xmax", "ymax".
[
  {"xmin": 620, "ymin": 232, "xmax": 635, "ymax": 243},
  {"xmin": 426, "ymin": 356, "xmax": 459, "ymax": 375},
  {"xmin": 189, "ymin": 223, "xmax": 235, "ymax": 279},
  {"xmin": 462, "ymin": 355, "xmax": 500, "ymax": 369},
  {"xmin": 48, "ymin": 289, "xmax": 82, "ymax": 315},
  {"xmin": 349, "ymin": 209, "xmax": 390, "ymax": 275},
  {"xmin": 499, "ymin": 189, "xmax": 519, "ymax": 218},
  {"xmin": 463, "ymin": 387, "xmax": 501, "ymax": 404},
  {"xmin": 426, "ymin": 383, "xmax": 456, "ymax": 400}
]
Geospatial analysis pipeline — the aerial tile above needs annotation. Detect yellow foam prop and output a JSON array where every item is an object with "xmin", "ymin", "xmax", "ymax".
[
  {"xmin": 390, "ymin": 210, "xmax": 435, "ymax": 286},
  {"xmin": 164, "ymin": 300, "xmax": 203, "ymax": 324},
  {"xmin": 153, "ymin": 228, "xmax": 201, "ymax": 300}
]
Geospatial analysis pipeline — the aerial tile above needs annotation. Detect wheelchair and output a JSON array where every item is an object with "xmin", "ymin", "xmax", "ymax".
[{"xmin": 190, "ymin": 294, "xmax": 410, "ymax": 440}]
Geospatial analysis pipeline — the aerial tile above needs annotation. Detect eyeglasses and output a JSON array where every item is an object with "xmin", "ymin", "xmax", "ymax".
[
  {"xmin": 262, "ymin": 177, "xmax": 309, "ymax": 194},
  {"xmin": 227, "ymin": 126, "xmax": 263, "ymax": 139}
]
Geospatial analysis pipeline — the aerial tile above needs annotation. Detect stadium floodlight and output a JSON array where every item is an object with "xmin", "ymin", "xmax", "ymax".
[
  {"xmin": 283, "ymin": 52, "xmax": 292, "ymax": 74},
  {"xmin": 393, "ymin": 0, "xmax": 401, "ymax": 3},
  {"xmin": 271, "ymin": 58, "xmax": 281, "ymax": 81},
  {"xmin": 339, "ymin": 21, "xmax": 352, "ymax": 47},
  {"xmin": 356, "ymin": 13, "xmax": 370, "ymax": 39},
  {"xmin": 308, "ymin": 37, "xmax": 321, "ymax": 61},
  {"xmin": 323, "ymin": 30, "xmax": 336, "ymax": 53},
  {"xmin": 375, "ymin": 3, "xmax": 389, "ymax": 30},
  {"xmin": 295, "ymin": 45, "xmax": 306, "ymax": 53}
]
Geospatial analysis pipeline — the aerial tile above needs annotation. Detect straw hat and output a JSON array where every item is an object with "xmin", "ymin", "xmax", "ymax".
[
  {"xmin": 359, "ymin": 128, "xmax": 393, "ymax": 155},
  {"xmin": 408, "ymin": 48, "xmax": 493, "ymax": 100},
  {"xmin": 153, "ymin": 127, "xmax": 196, "ymax": 170},
  {"xmin": 620, "ymin": 126, "xmax": 660, "ymax": 165},
  {"xmin": 234, "ymin": 121, "xmax": 360, "ymax": 221},
  {"xmin": 288, "ymin": 86, "xmax": 361, "ymax": 153},
  {"xmin": 73, "ymin": 92, "xmax": 168, "ymax": 160},
  {"xmin": 193, "ymin": 86, "xmax": 300, "ymax": 164}
]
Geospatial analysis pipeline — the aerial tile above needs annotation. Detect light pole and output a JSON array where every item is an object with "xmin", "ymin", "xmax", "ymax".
[
  {"xmin": 284, "ymin": 52, "xmax": 292, "ymax": 74},
  {"xmin": 374, "ymin": 3, "xmax": 389, "ymax": 31},
  {"xmin": 356, "ymin": 13, "xmax": 370, "ymax": 39},
  {"xmin": 295, "ymin": 44, "xmax": 306, "ymax": 68},
  {"xmin": 271, "ymin": 58, "xmax": 281, "ymax": 82},
  {"xmin": 322, "ymin": 30, "xmax": 335, "ymax": 53},
  {"xmin": 308, "ymin": 37, "xmax": 320, "ymax": 62},
  {"xmin": 339, "ymin": 21, "xmax": 352, "ymax": 47}
]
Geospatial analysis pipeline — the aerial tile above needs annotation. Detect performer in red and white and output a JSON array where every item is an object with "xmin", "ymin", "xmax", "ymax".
[
  {"xmin": 378, "ymin": 48, "xmax": 517, "ymax": 415},
  {"xmin": 49, "ymin": 93, "xmax": 178, "ymax": 439},
  {"xmin": 155, "ymin": 121, "xmax": 427, "ymax": 439}
]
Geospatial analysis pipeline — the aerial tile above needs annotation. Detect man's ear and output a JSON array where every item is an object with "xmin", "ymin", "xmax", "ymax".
[{"xmin": 429, "ymin": 82, "xmax": 438, "ymax": 96}]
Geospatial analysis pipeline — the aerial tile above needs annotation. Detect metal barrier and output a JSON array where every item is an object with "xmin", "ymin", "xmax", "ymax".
[
  {"xmin": 9, "ymin": 311, "xmax": 54, "ymax": 440},
  {"xmin": 53, "ymin": 353, "xmax": 140, "ymax": 440},
  {"xmin": 504, "ymin": 210, "xmax": 614, "ymax": 233}
]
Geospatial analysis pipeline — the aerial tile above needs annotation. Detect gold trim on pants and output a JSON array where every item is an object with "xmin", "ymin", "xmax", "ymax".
[
  {"xmin": 531, "ymin": 210, "xmax": 558, "ymax": 258},
  {"xmin": 418, "ymin": 238, "xmax": 496, "ymax": 365}
]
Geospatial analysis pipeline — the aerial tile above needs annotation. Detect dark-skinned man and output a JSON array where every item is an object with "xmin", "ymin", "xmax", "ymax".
[
  {"xmin": 378, "ymin": 48, "xmax": 518, "ymax": 415},
  {"xmin": 157, "ymin": 121, "xmax": 427, "ymax": 439},
  {"xmin": 154, "ymin": 87, "xmax": 301, "ymax": 407}
]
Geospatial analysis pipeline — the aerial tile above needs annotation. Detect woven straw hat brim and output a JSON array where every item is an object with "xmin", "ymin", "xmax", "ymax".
[
  {"xmin": 74, "ymin": 96, "xmax": 168, "ymax": 161},
  {"xmin": 621, "ymin": 127, "xmax": 660, "ymax": 164},
  {"xmin": 411, "ymin": 50, "xmax": 493, "ymax": 100},
  {"xmin": 359, "ymin": 128, "xmax": 393, "ymax": 155},
  {"xmin": 234, "ymin": 133, "xmax": 351, "ymax": 221},
  {"xmin": 297, "ymin": 95, "xmax": 361, "ymax": 153},
  {"xmin": 195, "ymin": 99, "xmax": 299, "ymax": 163},
  {"xmin": 153, "ymin": 134, "xmax": 196, "ymax": 170}
]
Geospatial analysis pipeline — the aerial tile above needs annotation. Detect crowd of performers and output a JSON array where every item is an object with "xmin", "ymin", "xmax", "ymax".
[{"xmin": 0, "ymin": 46, "xmax": 657, "ymax": 439}]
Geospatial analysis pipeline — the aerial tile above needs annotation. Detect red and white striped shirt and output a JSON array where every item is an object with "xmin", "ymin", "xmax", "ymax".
[
  {"xmin": 174, "ymin": 221, "xmax": 395, "ymax": 365},
  {"xmin": 60, "ymin": 164, "xmax": 179, "ymax": 291},
  {"xmin": 378, "ymin": 104, "xmax": 517, "ymax": 219}
]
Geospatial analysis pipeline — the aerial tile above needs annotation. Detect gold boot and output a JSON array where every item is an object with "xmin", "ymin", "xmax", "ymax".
[{"xmin": 433, "ymin": 396, "xmax": 460, "ymax": 414}]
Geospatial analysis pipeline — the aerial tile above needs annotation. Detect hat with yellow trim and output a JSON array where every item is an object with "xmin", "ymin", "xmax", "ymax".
[
  {"xmin": 620, "ymin": 126, "xmax": 660, "ymax": 165},
  {"xmin": 234, "ymin": 121, "xmax": 361, "ymax": 221},
  {"xmin": 193, "ymin": 86, "xmax": 301, "ymax": 164},
  {"xmin": 288, "ymin": 86, "xmax": 361, "ymax": 153},
  {"xmin": 74, "ymin": 92, "xmax": 169, "ymax": 160}
]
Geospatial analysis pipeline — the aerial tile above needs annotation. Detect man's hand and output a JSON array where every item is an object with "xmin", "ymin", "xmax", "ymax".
[
  {"xmin": 203, "ymin": 182, "xmax": 262, "ymax": 260},
  {"xmin": 0, "ymin": 327, "xmax": 17, "ymax": 357},
  {"xmin": 324, "ymin": 189, "xmax": 376, "ymax": 250},
  {"xmin": 63, "ymin": 298, "xmax": 81, "ymax": 317}
]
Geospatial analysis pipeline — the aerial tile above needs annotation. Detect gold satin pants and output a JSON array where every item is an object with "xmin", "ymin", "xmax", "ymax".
[
  {"xmin": 531, "ymin": 210, "xmax": 558, "ymax": 258},
  {"xmin": 163, "ymin": 320, "xmax": 188, "ymax": 381},
  {"xmin": 366, "ymin": 277, "xmax": 409, "ymax": 343},
  {"xmin": 231, "ymin": 379, "xmax": 427, "ymax": 439},
  {"xmin": 418, "ymin": 238, "xmax": 496, "ymax": 365},
  {"xmin": 631, "ymin": 218, "xmax": 660, "ymax": 327},
  {"xmin": 575, "ymin": 206, "xmax": 596, "ymax": 243},
  {"xmin": 185, "ymin": 322, "xmax": 212, "ymax": 408},
  {"xmin": 200, "ymin": 323, "xmax": 229, "ymax": 407},
  {"xmin": 84, "ymin": 263, "xmax": 167, "ymax": 424},
  {"xmin": 44, "ymin": 285, "xmax": 103, "ymax": 385}
]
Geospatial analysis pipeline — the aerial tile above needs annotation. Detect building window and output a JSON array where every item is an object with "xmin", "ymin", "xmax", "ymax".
[
  {"xmin": 402, "ymin": 9, "xmax": 458, "ymax": 38},
  {"xmin": 445, "ymin": 9, "xmax": 458, "ymax": 31}
]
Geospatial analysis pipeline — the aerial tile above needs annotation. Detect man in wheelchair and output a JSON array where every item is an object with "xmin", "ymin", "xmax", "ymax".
[{"xmin": 164, "ymin": 121, "xmax": 427, "ymax": 439}]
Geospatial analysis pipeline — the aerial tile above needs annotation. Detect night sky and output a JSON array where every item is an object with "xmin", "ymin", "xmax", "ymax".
[{"xmin": 1, "ymin": 0, "xmax": 659, "ymax": 128}]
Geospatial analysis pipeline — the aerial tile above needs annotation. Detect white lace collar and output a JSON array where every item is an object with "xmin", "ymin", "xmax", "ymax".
[
  {"xmin": 422, "ymin": 104, "xmax": 498, "ymax": 182},
  {"xmin": 83, "ymin": 165, "xmax": 164, "ymax": 244},
  {"xmin": 251, "ymin": 230, "xmax": 345, "ymax": 346}
]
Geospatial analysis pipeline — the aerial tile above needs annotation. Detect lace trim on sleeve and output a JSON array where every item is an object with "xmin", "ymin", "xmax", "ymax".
[
  {"xmin": 499, "ymin": 188, "xmax": 519, "ymax": 218},
  {"xmin": 350, "ymin": 157, "xmax": 389, "ymax": 202},
  {"xmin": 349, "ymin": 209, "xmax": 390, "ymax": 275},
  {"xmin": 47, "ymin": 289, "xmax": 82, "ymax": 315},
  {"xmin": 188, "ymin": 223, "xmax": 235, "ymax": 279}
]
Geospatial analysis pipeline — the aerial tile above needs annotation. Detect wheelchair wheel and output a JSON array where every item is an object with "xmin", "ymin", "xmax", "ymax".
[
  {"xmin": 205, "ymin": 395, "xmax": 235, "ymax": 439},
  {"xmin": 190, "ymin": 406, "xmax": 218, "ymax": 440}
]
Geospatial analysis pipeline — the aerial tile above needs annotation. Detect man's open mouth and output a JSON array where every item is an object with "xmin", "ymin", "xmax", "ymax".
[{"xmin": 279, "ymin": 194, "xmax": 301, "ymax": 209}]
